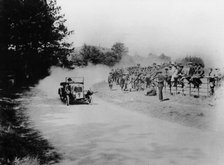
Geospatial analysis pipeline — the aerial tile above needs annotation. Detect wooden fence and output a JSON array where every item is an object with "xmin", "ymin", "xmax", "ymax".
[{"xmin": 163, "ymin": 77, "xmax": 222, "ymax": 97}]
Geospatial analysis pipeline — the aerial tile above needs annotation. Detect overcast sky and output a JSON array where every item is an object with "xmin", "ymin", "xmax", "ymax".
[{"xmin": 57, "ymin": 0, "xmax": 224, "ymax": 67}]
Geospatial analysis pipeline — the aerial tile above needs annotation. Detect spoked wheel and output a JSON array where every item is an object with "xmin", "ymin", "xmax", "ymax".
[
  {"xmin": 60, "ymin": 95, "xmax": 64, "ymax": 101},
  {"xmin": 66, "ymin": 95, "xmax": 70, "ymax": 106},
  {"xmin": 58, "ymin": 89, "xmax": 64, "ymax": 101}
]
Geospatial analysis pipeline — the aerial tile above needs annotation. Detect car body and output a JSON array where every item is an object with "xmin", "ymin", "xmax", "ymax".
[{"xmin": 58, "ymin": 77, "xmax": 93, "ymax": 105}]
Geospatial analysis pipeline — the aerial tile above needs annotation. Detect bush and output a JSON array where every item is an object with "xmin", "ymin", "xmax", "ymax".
[
  {"xmin": 13, "ymin": 157, "xmax": 40, "ymax": 165},
  {"xmin": 179, "ymin": 56, "xmax": 205, "ymax": 67},
  {"xmin": 76, "ymin": 43, "xmax": 128, "ymax": 67}
]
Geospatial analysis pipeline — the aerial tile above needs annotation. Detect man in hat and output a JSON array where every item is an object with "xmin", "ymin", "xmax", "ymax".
[
  {"xmin": 189, "ymin": 63, "xmax": 195, "ymax": 75},
  {"xmin": 176, "ymin": 64, "xmax": 185, "ymax": 88},
  {"xmin": 185, "ymin": 62, "xmax": 195, "ymax": 84},
  {"xmin": 208, "ymin": 68, "xmax": 216, "ymax": 95},
  {"xmin": 145, "ymin": 74, "xmax": 151, "ymax": 88},
  {"xmin": 189, "ymin": 63, "xmax": 203, "ymax": 88},
  {"xmin": 156, "ymin": 71, "xmax": 165, "ymax": 101},
  {"xmin": 171, "ymin": 64, "xmax": 178, "ymax": 87},
  {"xmin": 108, "ymin": 72, "xmax": 113, "ymax": 90},
  {"xmin": 164, "ymin": 66, "xmax": 172, "ymax": 93}
]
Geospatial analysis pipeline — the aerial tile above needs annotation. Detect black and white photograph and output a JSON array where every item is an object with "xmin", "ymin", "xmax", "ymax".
[{"xmin": 1, "ymin": 0, "xmax": 224, "ymax": 164}]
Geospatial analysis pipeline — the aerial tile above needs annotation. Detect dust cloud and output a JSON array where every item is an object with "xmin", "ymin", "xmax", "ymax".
[
  {"xmin": 114, "ymin": 54, "xmax": 168, "ymax": 68},
  {"xmin": 35, "ymin": 54, "xmax": 171, "ymax": 99},
  {"xmin": 36, "ymin": 64, "xmax": 111, "ymax": 98}
]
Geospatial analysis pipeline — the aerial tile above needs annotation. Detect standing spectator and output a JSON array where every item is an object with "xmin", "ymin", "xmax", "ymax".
[
  {"xmin": 120, "ymin": 74, "xmax": 125, "ymax": 90},
  {"xmin": 123, "ymin": 74, "xmax": 129, "ymax": 91},
  {"xmin": 164, "ymin": 66, "xmax": 172, "ymax": 93},
  {"xmin": 156, "ymin": 71, "xmax": 165, "ymax": 101},
  {"xmin": 208, "ymin": 68, "xmax": 216, "ymax": 95},
  {"xmin": 108, "ymin": 73, "xmax": 113, "ymax": 90},
  {"xmin": 127, "ymin": 77, "xmax": 132, "ymax": 92},
  {"xmin": 185, "ymin": 62, "xmax": 194, "ymax": 84},
  {"xmin": 171, "ymin": 65, "xmax": 178, "ymax": 87},
  {"xmin": 145, "ymin": 75, "xmax": 151, "ymax": 88}
]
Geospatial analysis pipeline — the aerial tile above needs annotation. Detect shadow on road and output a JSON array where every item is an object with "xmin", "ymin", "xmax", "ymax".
[{"xmin": 0, "ymin": 89, "xmax": 62, "ymax": 164}]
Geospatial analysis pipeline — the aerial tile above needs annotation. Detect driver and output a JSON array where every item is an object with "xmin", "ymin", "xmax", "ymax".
[{"xmin": 67, "ymin": 77, "xmax": 74, "ymax": 83}]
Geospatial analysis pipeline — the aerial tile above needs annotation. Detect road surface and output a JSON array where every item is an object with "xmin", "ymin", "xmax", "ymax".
[{"xmin": 19, "ymin": 87, "xmax": 224, "ymax": 165}]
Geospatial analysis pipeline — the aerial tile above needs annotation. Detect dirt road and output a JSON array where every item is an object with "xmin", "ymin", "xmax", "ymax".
[{"xmin": 21, "ymin": 87, "xmax": 224, "ymax": 165}]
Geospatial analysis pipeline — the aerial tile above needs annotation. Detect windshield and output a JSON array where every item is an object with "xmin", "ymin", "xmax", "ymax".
[{"xmin": 71, "ymin": 85, "xmax": 83, "ymax": 92}]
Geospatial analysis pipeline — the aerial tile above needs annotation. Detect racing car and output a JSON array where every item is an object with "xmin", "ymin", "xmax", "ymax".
[{"xmin": 58, "ymin": 77, "xmax": 93, "ymax": 106}]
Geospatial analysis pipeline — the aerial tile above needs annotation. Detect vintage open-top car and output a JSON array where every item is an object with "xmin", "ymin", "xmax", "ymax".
[{"xmin": 58, "ymin": 77, "xmax": 93, "ymax": 106}]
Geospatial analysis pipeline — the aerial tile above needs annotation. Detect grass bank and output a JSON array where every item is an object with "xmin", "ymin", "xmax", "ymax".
[
  {"xmin": 0, "ymin": 88, "xmax": 61, "ymax": 165},
  {"xmin": 93, "ymin": 81, "xmax": 216, "ymax": 130}
]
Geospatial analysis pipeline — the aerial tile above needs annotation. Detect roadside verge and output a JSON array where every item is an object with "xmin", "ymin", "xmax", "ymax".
[{"xmin": 93, "ymin": 81, "xmax": 216, "ymax": 130}]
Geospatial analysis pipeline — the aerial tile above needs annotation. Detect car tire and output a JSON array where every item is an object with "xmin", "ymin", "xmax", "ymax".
[{"xmin": 58, "ymin": 88, "xmax": 61, "ymax": 95}]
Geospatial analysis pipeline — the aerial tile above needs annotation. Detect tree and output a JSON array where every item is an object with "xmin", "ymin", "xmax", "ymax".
[
  {"xmin": 77, "ymin": 43, "xmax": 127, "ymax": 67},
  {"xmin": 103, "ymin": 51, "xmax": 118, "ymax": 66},
  {"xmin": 111, "ymin": 42, "xmax": 128, "ymax": 62},
  {"xmin": 80, "ymin": 45, "xmax": 104, "ymax": 65},
  {"xmin": 159, "ymin": 53, "xmax": 171, "ymax": 61},
  {"xmin": 1, "ymin": 0, "xmax": 73, "ymax": 83},
  {"xmin": 180, "ymin": 56, "xmax": 205, "ymax": 67}
]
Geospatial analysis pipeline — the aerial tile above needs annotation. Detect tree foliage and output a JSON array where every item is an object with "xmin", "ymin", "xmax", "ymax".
[
  {"xmin": 111, "ymin": 42, "xmax": 128, "ymax": 61},
  {"xmin": 1, "ymin": 0, "xmax": 73, "ymax": 83},
  {"xmin": 79, "ymin": 44, "xmax": 104, "ymax": 65},
  {"xmin": 159, "ymin": 53, "xmax": 171, "ymax": 61},
  {"xmin": 76, "ymin": 43, "xmax": 127, "ymax": 67},
  {"xmin": 180, "ymin": 56, "xmax": 205, "ymax": 67}
]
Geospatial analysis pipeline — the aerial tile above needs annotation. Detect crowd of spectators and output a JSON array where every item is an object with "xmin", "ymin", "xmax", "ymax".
[{"xmin": 108, "ymin": 62, "xmax": 224, "ymax": 96}]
